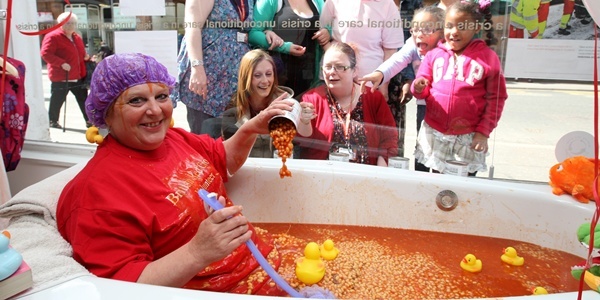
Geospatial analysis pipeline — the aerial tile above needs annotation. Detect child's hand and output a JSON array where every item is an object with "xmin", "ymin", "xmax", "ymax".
[
  {"xmin": 413, "ymin": 78, "xmax": 429, "ymax": 93},
  {"xmin": 358, "ymin": 71, "xmax": 384, "ymax": 94},
  {"xmin": 471, "ymin": 132, "xmax": 488, "ymax": 153},
  {"xmin": 399, "ymin": 81, "xmax": 413, "ymax": 105}
]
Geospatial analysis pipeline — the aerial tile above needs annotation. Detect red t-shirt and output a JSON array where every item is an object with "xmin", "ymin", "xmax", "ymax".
[{"xmin": 57, "ymin": 128, "xmax": 281, "ymax": 294}]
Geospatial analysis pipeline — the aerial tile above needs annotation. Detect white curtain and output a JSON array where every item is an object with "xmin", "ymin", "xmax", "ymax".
[{"xmin": 0, "ymin": 149, "xmax": 10, "ymax": 229}]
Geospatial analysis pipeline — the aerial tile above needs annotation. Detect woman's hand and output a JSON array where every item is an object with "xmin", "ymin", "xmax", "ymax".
[
  {"xmin": 312, "ymin": 28, "xmax": 330, "ymax": 46},
  {"xmin": 289, "ymin": 44, "xmax": 307, "ymax": 56},
  {"xmin": 297, "ymin": 101, "xmax": 316, "ymax": 137},
  {"xmin": 189, "ymin": 195, "xmax": 251, "ymax": 267},
  {"xmin": 243, "ymin": 93, "xmax": 294, "ymax": 135},
  {"xmin": 358, "ymin": 71, "xmax": 384, "ymax": 94},
  {"xmin": 471, "ymin": 132, "xmax": 489, "ymax": 153},
  {"xmin": 265, "ymin": 30, "xmax": 284, "ymax": 50},
  {"xmin": 300, "ymin": 102, "xmax": 316, "ymax": 125},
  {"xmin": 189, "ymin": 65, "xmax": 208, "ymax": 99},
  {"xmin": 413, "ymin": 78, "xmax": 429, "ymax": 94}
]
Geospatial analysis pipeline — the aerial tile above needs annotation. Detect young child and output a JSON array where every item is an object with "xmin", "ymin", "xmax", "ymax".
[
  {"xmin": 360, "ymin": 6, "xmax": 445, "ymax": 172},
  {"xmin": 410, "ymin": 1, "xmax": 508, "ymax": 176}
]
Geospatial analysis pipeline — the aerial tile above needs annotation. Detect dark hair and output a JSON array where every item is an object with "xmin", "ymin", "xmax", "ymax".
[
  {"xmin": 412, "ymin": 5, "xmax": 446, "ymax": 29},
  {"xmin": 326, "ymin": 41, "xmax": 358, "ymax": 70},
  {"xmin": 448, "ymin": 1, "xmax": 497, "ymax": 46}
]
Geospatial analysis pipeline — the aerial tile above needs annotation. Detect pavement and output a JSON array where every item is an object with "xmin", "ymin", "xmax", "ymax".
[{"xmin": 41, "ymin": 68, "xmax": 598, "ymax": 183}]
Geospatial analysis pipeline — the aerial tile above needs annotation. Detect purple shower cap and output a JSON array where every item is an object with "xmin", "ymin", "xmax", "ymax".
[{"xmin": 85, "ymin": 53, "xmax": 176, "ymax": 128}]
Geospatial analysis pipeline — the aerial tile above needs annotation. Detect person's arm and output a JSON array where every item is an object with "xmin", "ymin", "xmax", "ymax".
[
  {"xmin": 319, "ymin": 0, "xmax": 335, "ymax": 50},
  {"xmin": 223, "ymin": 95, "xmax": 293, "ymax": 174},
  {"xmin": 184, "ymin": 0, "xmax": 214, "ymax": 98},
  {"xmin": 297, "ymin": 100, "xmax": 316, "ymax": 137},
  {"xmin": 377, "ymin": 39, "xmax": 417, "ymax": 85},
  {"xmin": 410, "ymin": 52, "xmax": 434, "ymax": 99},
  {"xmin": 248, "ymin": 0, "xmax": 292, "ymax": 54},
  {"xmin": 40, "ymin": 35, "xmax": 65, "ymax": 67},
  {"xmin": 138, "ymin": 204, "xmax": 250, "ymax": 287},
  {"xmin": 377, "ymin": 48, "xmax": 397, "ymax": 100}
]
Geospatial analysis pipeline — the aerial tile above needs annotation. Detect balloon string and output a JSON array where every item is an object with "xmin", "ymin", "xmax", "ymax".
[{"xmin": 578, "ymin": 23, "xmax": 600, "ymax": 300}]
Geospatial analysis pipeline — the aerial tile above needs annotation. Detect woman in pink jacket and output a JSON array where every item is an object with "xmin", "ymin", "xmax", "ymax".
[{"xmin": 411, "ymin": 1, "xmax": 508, "ymax": 176}]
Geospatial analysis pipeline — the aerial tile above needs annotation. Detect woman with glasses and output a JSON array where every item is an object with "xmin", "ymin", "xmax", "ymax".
[{"xmin": 296, "ymin": 42, "xmax": 398, "ymax": 166}]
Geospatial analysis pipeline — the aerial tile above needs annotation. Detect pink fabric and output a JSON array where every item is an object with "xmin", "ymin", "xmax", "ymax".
[
  {"xmin": 411, "ymin": 39, "xmax": 508, "ymax": 137},
  {"xmin": 298, "ymin": 85, "xmax": 398, "ymax": 165},
  {"xmin": 320, "ymin": 0, "xmax": 405, "ymax": 77}
]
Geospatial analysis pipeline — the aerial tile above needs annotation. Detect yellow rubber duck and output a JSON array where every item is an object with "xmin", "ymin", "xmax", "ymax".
[
  {"xmin": 532, "ymin": 286, "xmax": 548, "ymax": 295},
  {"xmin": 501, "ymin": 246, "xmax": 524, "ymax": 266},
  {"xmin": 460, "ymin": 254, "xmax": 482, "ymax": 273},
  {"xmin": 295, "ymin": 242, "xmax": 325, "ymax": 284},
  {"xmin": 320, "ymin": 239, "xmax": 339, "ymax": 261},
  {"xmin": 584, "ymin": 270, "xmax": 600, "ymax": 293}
]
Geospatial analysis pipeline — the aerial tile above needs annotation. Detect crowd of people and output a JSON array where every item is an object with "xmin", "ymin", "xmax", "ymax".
[{"xmin": 50, "ymin": 0, "xmax": 509, "ymax": 296}]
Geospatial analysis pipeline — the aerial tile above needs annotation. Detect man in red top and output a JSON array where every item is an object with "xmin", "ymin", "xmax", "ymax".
[{"xmin": 41, "ymin": 12, "xmax": 91, "ymax": 129}]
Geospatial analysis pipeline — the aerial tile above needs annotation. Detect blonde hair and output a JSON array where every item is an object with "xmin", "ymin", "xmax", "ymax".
[{"xmin": 234, "ymin": 49, "xmax": 278, "ymax": 120}]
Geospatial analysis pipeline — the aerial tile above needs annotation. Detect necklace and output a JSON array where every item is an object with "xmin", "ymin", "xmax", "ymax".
[
  {"xmin": 328, "ymin": 85, "xmax": 357, "ymax": 114},
  {"xmin": 326, "ymin": 85, "xmax": 360, "ymax": 142}
]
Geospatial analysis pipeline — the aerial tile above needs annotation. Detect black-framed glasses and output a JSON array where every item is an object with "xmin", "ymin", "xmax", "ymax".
[
  {"xmin": 410, "ymin": 27, "xmax": 442, "ymax": 35},
  {"xmin": 322, "ymin": 65, "xmax": 352, "ymax": 72}
]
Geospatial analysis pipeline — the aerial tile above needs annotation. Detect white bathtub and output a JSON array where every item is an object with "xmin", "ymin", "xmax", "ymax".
[{"xmin": 7, "ymin": 157, "xmax": 600, "ymax": 300}]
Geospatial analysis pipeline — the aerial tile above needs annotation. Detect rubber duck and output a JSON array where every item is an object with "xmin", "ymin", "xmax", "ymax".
[
  {"xmin": 0, "ymin": 231, "xmax": 23, "ymax": 281},
  {"xmin": 584, "ymin": 270, "xmax": 600, "ymax": 293},
  {"xmin": 501, "ymin": 246, "xmax": 524, "ymax": 266},
  {"xmin": 296, "ymin": 242, "xmax": 325, "ymax": 284},
  {"xmin": 460, "ymin": 254, "xmax": 482, "ymax": 273},
  {"xmin": 532, "ymin": 286, "xmax": 548, "ymax": 295},
  {"xmin": 320, "ymin": 239, "xmax": 339, "ymax": 261}
]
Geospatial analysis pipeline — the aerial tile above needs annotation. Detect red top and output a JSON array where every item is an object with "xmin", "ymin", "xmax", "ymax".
[
  {"xmin": 299, "ymin": 85, "xmax": 399, "ymax": 165},
  {"xmin": 40, "ymin": 29, "xmax": 87, "ymax": 82},
  {"xmin": 57, "ymin": 128, "xmax": 283, "ymax": 295}
]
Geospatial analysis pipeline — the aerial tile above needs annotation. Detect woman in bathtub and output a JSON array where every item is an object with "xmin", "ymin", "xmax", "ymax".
[{"xmin": 56, "ymin": 53, "xmax": 294, "ymax": 295}]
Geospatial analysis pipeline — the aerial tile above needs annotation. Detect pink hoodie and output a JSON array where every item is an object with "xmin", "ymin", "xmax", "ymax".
[{"xmin": 411, "ymin": 39, "xmax": 508, "ymax": 137}]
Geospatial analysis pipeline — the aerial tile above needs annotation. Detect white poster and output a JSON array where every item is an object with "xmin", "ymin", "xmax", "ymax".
[
  {"xmin": 113, "ymin": 6, "xmax": 137, "ymax": 29},
  {"xmin": 505, "ymin": 39, "xmax": 599, "ymax": 81},
  {"xmin": 119, "ymin": 0, "xmax": 166, "ymax": 16},
  {"xmin": 114, "ymin": 31, "xmax": 178, "ymax": 78}
]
